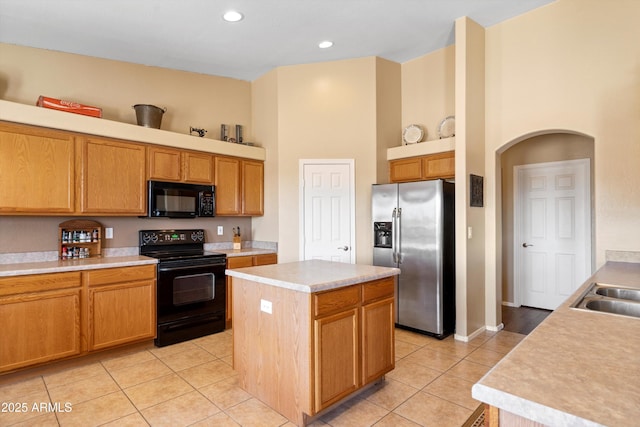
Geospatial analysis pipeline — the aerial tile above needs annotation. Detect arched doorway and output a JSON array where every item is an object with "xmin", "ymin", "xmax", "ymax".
[{"xmin": 499, "ymin": 131, "xmax": 595, "ymax": 312}]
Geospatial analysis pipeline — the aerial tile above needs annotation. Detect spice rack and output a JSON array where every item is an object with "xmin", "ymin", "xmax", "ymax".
[{"xmin": 58, "ymin": 219, "xmax": 103, "ymax": 260}]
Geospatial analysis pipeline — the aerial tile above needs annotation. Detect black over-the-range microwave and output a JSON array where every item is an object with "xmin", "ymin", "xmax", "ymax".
[{"xmin": 146, "ymin": 180, "xmax": 215, "ymax": 218}]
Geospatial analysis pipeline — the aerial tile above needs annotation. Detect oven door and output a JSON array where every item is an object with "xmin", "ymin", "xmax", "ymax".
[{"xmin": 156, "ymin": 259, "xmax": 226, "ymax": 325}]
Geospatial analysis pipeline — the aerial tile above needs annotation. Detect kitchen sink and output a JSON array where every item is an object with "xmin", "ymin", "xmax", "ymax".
[
  {"xmin": 571, "ymin": 283, "xmax": 640, "ymax": 319},
  {"xmin": 595, "ymin": 286, "xmax": 640, "ymax": 302}
]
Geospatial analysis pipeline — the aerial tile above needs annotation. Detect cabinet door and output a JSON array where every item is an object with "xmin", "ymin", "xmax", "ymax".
[
  {"xmin": 183, "ymin": 151, "xmax": 214, "ymax": 184},
  {"xmin": 148, "ymin": 146, "xmax": 181, "ymax": 181},
  {"xmin": 242, "ymin": 160, "xmax": 264, "ymax": 215},
  {"xmin": 88, "ymin": 280, "xmax": 156, "ymax": 351},
  {"xmin": 0, "ymin": 289, "xmax": 81, "ymax": 372},
  {"xmin": 0, "ymin": 122, "xmax": 75, "ymax": 214},
  {"xmin": 361, "ymin": 297, "xmax": 395, "ymax": 384},
  {"xmin": 423, "ymin": 151, "xmax": 455, "ymax": 179},
  {"xmin": 79, "ymin": 137, "xmax": 147, "ymax": 214},
  {"xmin": 314, "ymin": 308, "xmax": 359, "ymax": 411},
  {"xmin": 389, "ymin": 157, "xmax": 423, "ymax": 183},
  {"xmin": 254, "ymin": 253, "xmax": 278, "ymax": 266},
  {"xmin": 214, "ymin": 156, "xmax": 241, "ymax": 215}
]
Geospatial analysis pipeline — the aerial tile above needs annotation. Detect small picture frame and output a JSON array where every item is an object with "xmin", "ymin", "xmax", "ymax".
[{"xmin": 470, "ymin": 174, "xmax": 483, "ymax": 207}]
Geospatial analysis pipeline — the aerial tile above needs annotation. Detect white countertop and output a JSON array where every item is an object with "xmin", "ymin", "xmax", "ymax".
[
  {"xmin": 225, "ymin": 259, "xmax": 400, "ymax": 293},
  {"xmin": 472, "ymin": 261, "xmax": 640, "ymax": 427},
  {"xmin": 0, "ymin": 256, "xmax": 157, "ymax": 277}
]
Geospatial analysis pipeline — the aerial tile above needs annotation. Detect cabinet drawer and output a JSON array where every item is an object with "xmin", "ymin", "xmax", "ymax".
[
  {"xmin": 362, "ymin": 277, "xmax": 395, "ymax": 304},
  {"xmin": 255, "ymin": 253, "xmax": 278, "ymax": 266},
  {"xmin": 314, "ymin": 285, "xmax": 360, "ymax": 317},
  {"xmin": 227, "ymin": 256, "xmax": 254, "ymax": 269},
  {"xmin": 0, "ymin": 272, "xmax": 81, "ymax": 297},
  {"xmin": 84, "ymin": 265, "xmax": 156, "ymax": 286}
]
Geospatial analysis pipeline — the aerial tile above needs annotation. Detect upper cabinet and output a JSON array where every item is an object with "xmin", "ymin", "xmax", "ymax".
[
  {"xmin": 389, "ymin": 150, "xmax": 455, "ymax": 183},
  {"xmin": 215, "ymin": 156, "xmax": 264, "ymax": 216},
  {"xmin": 0, "ymin": 122, "xmax": 76, "ymax": 214},
  {"xmin": 0, "ymin": 121, "xmax": 264, "ymax": 217},
  {"xmin": 79, "ymin": 136, "xmax": 147, "ymax": 215},
  {"xmin": 148, "ymin": 146, "xmax": 214, "ymax": 184}
]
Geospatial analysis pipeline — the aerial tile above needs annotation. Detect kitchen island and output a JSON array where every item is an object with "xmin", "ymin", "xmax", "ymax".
[
  {"xmin": 472, "ymin": 261, "xmax": 640, "ymax": 427},
  {"xmin": 226, "ymin": 260, "xmax": 400, "ymax": 426}
]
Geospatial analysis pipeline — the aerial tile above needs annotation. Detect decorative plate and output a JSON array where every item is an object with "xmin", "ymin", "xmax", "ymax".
[
  {"xmin": 437, "ymin": 116, "xmax": 455, "ymax": 139},
  {"xmin": 402, "ymin": 124, "xmax": 424, "ymax": 144}
]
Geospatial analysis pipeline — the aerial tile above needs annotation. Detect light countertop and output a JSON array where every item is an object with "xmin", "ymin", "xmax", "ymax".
[
  {"xmin": 225, "ymin": 259, "xmax": 400, "ymax": 293},
  {"xmin": 0, "ymin": 256, "xmax": 158, "ymax": 277},
  {"xmin": 214, "ymin": 248, "xmax": 276, "ymax": 257},
  {"xmin": 472, "ymin": 261, "xmax": 640, "ymax": 427}
]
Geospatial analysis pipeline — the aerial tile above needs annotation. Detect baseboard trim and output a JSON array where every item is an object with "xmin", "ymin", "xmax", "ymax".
[
  {"xmin": 454, "ymin": 325, "xmax": 487, "ymax": 342},
  {"xmin": 502, "ymin": 301, "xmax": 519, "ymax": 307},
  {"xmin": 486, "ymin": 323, "xmax": 504, "ymax": 332}
]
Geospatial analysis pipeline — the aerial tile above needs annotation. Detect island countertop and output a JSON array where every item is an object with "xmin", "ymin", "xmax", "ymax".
[
  {"xmin": 225, "ymin": 259, "xmax": 400, "ymax": 293},
  {"xmin": 472, "ymin": 261, "xmax": 640, "ymax": 427}
]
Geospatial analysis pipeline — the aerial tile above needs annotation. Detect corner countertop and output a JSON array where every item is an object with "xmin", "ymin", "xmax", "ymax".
[
  {"xmin": 472, "ymin": 261, "xmax": 640, "ymax": 427},
  {"xmin": 0, "ymin": 256, "xmax": 158, "ymax": 277},
  {"xmin": 225, "ymin": 259, "xmax": 400, "ymax": 293}
]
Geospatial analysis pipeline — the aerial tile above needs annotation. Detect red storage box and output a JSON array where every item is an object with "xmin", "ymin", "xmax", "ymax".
[{"xmin": 36, "ymin": 96, "xmax": 102, "ymax": 118}]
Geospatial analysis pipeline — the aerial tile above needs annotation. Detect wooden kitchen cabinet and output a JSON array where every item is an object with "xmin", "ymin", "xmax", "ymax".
[
  {"xmin": 312, "ymin": 277, "xmax": 395, "ymax": 411},
  {"xmin": 0, "ymin": 272, "xmax": 82, "ymax": 373},
  {"xmin": 79, "ymin": 136, "xmax": 147, "ymax": 214},
  {"xmin": 241, "ymin": 160, "xmax": 264, "ymax": 215},
  {"xmin": 214, "ymin": 155, "xmax": 264, "ymax": 216},
  {"xmin": 226, "ymin": 253, "xmax": 277, "ymax": 327},
  {"xmin": 0, "ymin": 121, "xmax": 76, "ymax": 214},
  {"xmin": 361, "ymin": 278, "xmax": 395, "ymax": 384},
  {"xmin": 313, "ymin": 285, "xmax": 360, "ymax": 410},
  {"xmin": 231, "ymin": 269, "xmax": 396, "ymax": 425},
  {"xmin": 84, "ymin": 265, "xmax": 156, "ymax": 351},
  {"xmin": 389, "ymin": 150, "xmax": 455, "ymax": 182},
  {"xmin": 148, "ymin": 145, "xmax": 214, "ymax": 184}
]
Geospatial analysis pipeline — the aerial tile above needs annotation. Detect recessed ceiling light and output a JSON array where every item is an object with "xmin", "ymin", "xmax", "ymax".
[
  {"xmin": 223, "ymin": 10, "xmax": 244, "ymax": 22},
  {"xmin": 318, "ymin": 41, "xmax": 333, "ymax": 49}
]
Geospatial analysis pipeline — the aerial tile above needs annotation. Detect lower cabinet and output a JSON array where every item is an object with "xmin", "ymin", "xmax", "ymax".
[
  {"xmin": 232, "ymin": 274, "xmax": 396, "ymax": 425},
  {"xmin": 0, "ymin": 272, "xmax": 82, "ymax": 373},
  {"xmin": 226, "ymin": 253, "xmax": 278, "ymax": 327},
  {"xmin": 313, "ymin": 277, "xmax": 395, "ymax": 412},
  {"xmin": 84, "ymin": 265, "xmax": 157, "ymax": 351},
  {"xmin": 0, "ymin": 265, "xmax": 156, "ymax": 374}
]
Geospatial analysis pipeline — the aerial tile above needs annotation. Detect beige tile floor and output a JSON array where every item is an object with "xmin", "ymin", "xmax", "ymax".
[{"xmin": 0, "ymin": 328, "xmax": 525, "ymax": 427}]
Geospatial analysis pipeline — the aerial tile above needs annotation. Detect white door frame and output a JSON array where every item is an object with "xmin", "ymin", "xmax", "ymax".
[
  {"xmin": 299, "ymin": 159, "xmax": 356, "ymax": 263},
  {"xmin": 513, "ymin": 158, "xmax": 592, "ymax": 307}
]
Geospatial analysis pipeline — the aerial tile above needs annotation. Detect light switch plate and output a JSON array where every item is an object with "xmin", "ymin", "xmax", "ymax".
[
  {"xmin": 217, "ymin": 226, "xmax": 223, "ymax": 235},
  {"xmin": 260, "ymin": 299, "xmax": 272, "ymax": 314},
  {"xmin": 105, "ymin": 227, "xmax": 114, "ymax": 239}
]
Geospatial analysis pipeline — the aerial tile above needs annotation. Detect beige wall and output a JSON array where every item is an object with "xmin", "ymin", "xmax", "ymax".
[
  {"xmin": 500, "ymin": 133, "xmax": 595, "ymax": 303},
  {"xmin": 254, "ymin": 57, "xmax": 399, "ymax": 263},
  {"xmin": 0, "ymin": 43, "xmax": 254, "ymax": 251},
  {"xmin": 0, "ymin": 44, "xmax": 251, "ymax": 139},
  {"xmin": 484, "ymin": 0, "xmax": 640, "ymax": 326},
  {"xmin": 401, "ymin": 45, "xmax": 455, "ymax": 145}
]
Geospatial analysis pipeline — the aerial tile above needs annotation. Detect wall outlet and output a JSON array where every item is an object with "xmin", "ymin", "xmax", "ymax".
[
  {"xmin": 105, "ymin": 227, "xmax": 114, "ymax": 239},
  {"xmin": 217, "ymin": 226, "xmax": 223, "ymax": 235},
  {"xmin": 467, "ymin": 227, "xmax": 473, "ymax": 239},
  {"xmin": 260, "ymin": 299, "xmax": 272, "ymax": 314}
]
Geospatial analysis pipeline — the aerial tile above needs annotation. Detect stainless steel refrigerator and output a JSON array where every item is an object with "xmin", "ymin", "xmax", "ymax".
[{"xmin": 372, "ymin": 179, "xmax": 455, "ymax": 338}]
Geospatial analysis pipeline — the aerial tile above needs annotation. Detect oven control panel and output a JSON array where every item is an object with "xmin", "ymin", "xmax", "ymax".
[{"xmin": 139, "ymin": 229, "xmax": 206, "ymax": 246}]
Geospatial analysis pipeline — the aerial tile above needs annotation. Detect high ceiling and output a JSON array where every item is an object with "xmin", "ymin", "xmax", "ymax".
[{"xmin": 0, "ymin": 0, "xmax": 554, "ymax": 82}]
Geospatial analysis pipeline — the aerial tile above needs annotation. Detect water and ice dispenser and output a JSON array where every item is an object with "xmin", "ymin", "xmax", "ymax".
[{"xmin": 374, "ymin": 222, "xmax": 392, "ymax": 248}]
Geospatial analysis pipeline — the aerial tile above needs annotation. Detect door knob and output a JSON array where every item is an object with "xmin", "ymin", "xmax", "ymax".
[
  {"xmin": 337, "ymin": 246, "xmax": 349, "ymax": 251},
  {"xmin": 522, "ymin": 243, "xmax": 534, "ymax": 248}
]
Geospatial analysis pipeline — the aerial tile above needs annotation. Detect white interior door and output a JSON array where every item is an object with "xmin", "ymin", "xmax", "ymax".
[
  {"xmin": 514, "ymin": 159, "xmax": 591, "ymax": 310},
  {"xmin": 300, "ymin": 160, "xmax": 355, "ymax": 263}
]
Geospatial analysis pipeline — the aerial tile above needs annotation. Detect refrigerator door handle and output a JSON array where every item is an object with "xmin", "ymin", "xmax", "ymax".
[
  {"xmin": 396, "ymin": 207, "xmax": 402, "ymax": 264},
  {"xmin": 392, "ymin": 208, "xmax": 397, "ymax": 263}
]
